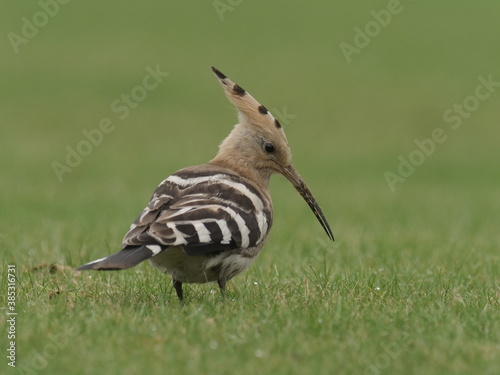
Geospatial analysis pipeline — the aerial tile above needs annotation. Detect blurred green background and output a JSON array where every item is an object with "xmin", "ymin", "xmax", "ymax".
[
  {"xmin": 1, "ymin": 0, "xmax": 500, "ymax": 242},
  {"xmin": 1, "ymin": 1, "xmax": 499, "ymax": 374}
]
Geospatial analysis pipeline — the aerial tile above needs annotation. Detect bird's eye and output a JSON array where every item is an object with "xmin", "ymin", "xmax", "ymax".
[{"xmin": 264, "ymin": 143, "xmax": 275, "ymax": 154}]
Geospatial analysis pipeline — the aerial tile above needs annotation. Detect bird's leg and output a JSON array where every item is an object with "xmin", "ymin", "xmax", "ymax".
[
  {"xmin": 217, "ymin": 278, "xmax": 227, "ymax": 299},
  {"xmin": 172, "ymin": 278, "xmax": 183, "ymax": 301}
]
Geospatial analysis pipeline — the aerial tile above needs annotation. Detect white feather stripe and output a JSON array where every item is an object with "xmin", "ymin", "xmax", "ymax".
[
  {"xmin": 257, "ymin": 217, "xmax": 268, "ymax": 244},
  {"xmin": 149, "ymin": 194, "xmax": 173, "ymax": 210},
  {"xmin": 183, "ymin": 193, "xmax": 206, "ymax": 198},
  {"xmin": 81, "ymin": 256, "xmax": 108, "ymax": 267},
  {"xmin": 192, "ymin": 221, "xmax": 212, "ymax": 243},
  {"xmin": 160, "ymin": 206, "xmax": 195, "ymax": 220},
  {"xmin": 146, "ymin": 245, "xmax": 162, "ymax": 255},
  {"xmin": 139, "ymin": 208, "xmax": 151, "ymax": 222},
  {"xmin": 174, "ymin": 198, "xmax": 215, "ymax": 206},
  {"xmin": 166, "ymin": 174, "xmax": 228, "ymax": 187},
  {"xmin": 222, "ymin": 206, "xmax": 250, "ymax": 247},
  {"xmin": 156, "ymin": 194, "xmax": 173, "ymax": 199},
  {"xmin": 165, "ymin": 222, "xmax": 189, "ymax": 245},
  {"xmin": 215, "ymin": 219, "xmax": 232, "ymax": 244}
]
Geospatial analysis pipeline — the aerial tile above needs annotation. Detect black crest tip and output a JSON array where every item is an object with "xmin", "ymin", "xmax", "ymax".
[{"xmin": 211, "ymin": 66, "xmax": 227, "ymax": 80}]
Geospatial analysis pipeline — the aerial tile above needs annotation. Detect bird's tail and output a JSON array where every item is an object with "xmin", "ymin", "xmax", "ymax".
[{"xmin": 76, "ymin": 245, "xmax": 165, "ymax": 271}]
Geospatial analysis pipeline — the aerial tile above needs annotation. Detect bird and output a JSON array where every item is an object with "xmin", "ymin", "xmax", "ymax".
[{"xmin": 76, "ymin": 66, "xmax": 334, "ymax": 300}]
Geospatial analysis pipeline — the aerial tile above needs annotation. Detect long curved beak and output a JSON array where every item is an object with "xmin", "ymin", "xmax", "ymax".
[{"xmin": 281, "ymin": 165, "xmax": 334, "ymax": 241}]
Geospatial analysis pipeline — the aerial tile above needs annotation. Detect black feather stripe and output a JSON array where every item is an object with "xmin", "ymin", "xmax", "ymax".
[
  {"xmin": 203, "ymin": 221, "xmax": 223, "ymax": 242},
  {"xmin": 162, "ymin": 206, "xmax": 225, "ymax": 223},
  {"xmin": 226, "ymin": 218, "xmax": 242, "ymax": 247},
  {"xmin": 239, "ymin": 211, "xmax": 260, "ymax": 246},
  {"xmin": 182, "ymin": 242, "xmax": 235, "ymax": 256},
  {"xmin": 176, "ymin": 223, "xmax": 200, "ymax": 244}
]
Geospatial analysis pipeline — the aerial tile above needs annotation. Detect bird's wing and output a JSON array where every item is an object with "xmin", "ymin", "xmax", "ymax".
[{"xmin": 122, "ymin": 165, "xmax": 272, "ymax": 256}]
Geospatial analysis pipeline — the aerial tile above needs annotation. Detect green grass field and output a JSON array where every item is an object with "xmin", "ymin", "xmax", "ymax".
[{"xmin": 1, "ymin": 1, "xmax": 500, "ymax": 374}]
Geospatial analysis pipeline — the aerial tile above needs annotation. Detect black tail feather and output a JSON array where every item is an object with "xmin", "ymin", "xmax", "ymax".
[{"xmin": 76, "ymin": 245, "xmax": 164, "ymax": 271}]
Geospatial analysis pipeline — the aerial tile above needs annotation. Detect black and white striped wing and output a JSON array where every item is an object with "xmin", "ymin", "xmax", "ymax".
[{"xmin": 122, "ymin": 166, "xmax": 273, "ymax": 256}]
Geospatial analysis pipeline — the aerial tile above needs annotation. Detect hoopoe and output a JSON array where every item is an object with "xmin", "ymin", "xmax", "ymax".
[{"xmin": 76, "ymin": 67, "xmax": 334, "ymax": 300}]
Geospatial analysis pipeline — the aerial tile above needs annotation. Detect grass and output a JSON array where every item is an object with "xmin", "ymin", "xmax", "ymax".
[{"xmin": 1, "ymin": 1, "xmax": 500, "ymax": 374}]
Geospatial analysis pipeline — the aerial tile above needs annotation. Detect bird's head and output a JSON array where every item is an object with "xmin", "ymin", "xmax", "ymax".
[
  {"xmin": 210, "ymin": 67, "xmax": 334, "ymax": 241},
  {"xmin": 210, "ymin": 67, "xmax": 291, "ymax": 182}
]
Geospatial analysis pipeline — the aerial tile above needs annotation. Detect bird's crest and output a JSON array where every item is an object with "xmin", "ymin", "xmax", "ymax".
[{"xmin": 211, "ymin": 66, "xmax": 283, "ymax": 131}]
